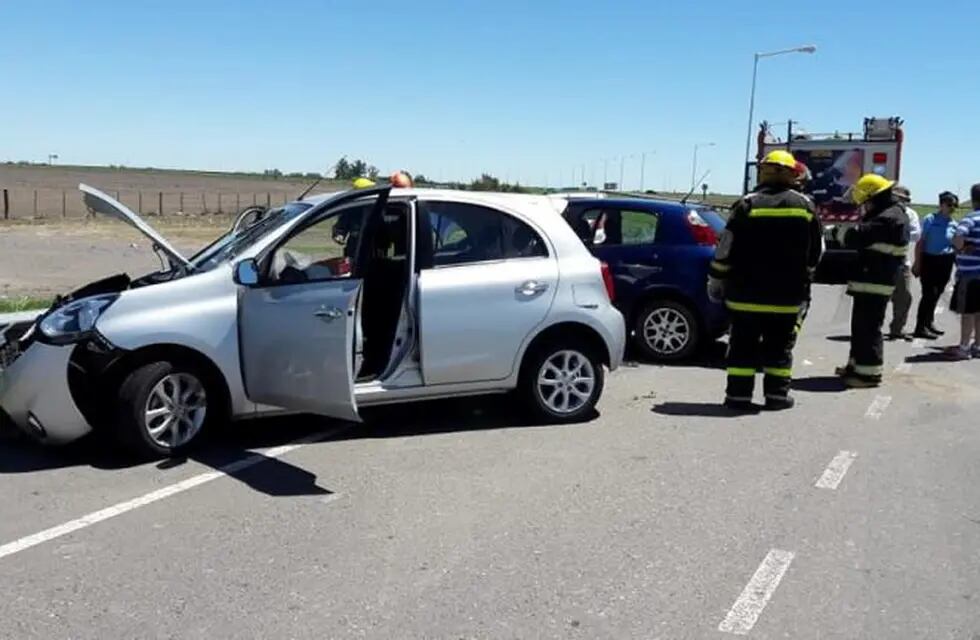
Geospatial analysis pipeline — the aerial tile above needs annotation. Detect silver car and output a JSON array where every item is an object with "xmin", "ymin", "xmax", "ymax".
[{"xmin": 0, "ymin": 184, "xmax": 625, "ymax": 457}]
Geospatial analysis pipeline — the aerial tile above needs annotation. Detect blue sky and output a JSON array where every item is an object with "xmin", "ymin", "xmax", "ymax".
[{"xmin": 2, "ymin": 1, "xmax": 977, "ymax": 199}]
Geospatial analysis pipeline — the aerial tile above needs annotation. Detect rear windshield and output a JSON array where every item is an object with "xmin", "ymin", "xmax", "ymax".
[{"xmin": 695, "ymin": 207, "xmax": 727, "ymax": 231}]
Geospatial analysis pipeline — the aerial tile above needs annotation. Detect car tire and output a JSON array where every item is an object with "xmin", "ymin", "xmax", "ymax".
[
  {"xmin": 113, "ymin": 361, "xmax": 215, "ymax": 459},
  {"xmin": 634, "ymin": 299, "xmax": 700, "ymax": 362},
  {"xmin": 520, "ymin": 340, "xmax": 605, "ymax": 424}
]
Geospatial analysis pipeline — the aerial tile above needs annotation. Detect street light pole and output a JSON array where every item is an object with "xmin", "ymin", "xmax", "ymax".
[
  {"xmin": 742, "ymin": 45, "xmax": 816, "ymax": 192},
  {"xmin": 692, "ymin": 143, "xmax": 715, "ymax": 191}
]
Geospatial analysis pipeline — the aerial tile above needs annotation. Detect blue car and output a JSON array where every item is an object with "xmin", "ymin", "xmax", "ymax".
[{"xmin": 562, "ymin": 197, "xmax": 729, "ymax": 361}]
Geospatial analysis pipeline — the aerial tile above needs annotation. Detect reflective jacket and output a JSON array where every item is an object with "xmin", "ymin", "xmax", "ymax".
[
  {"xmin": 843, "ymin": 192, "xmax": 909, "ymax": 297},
  {"xmin": 709, "ymin": 185, "xmax": 823, "ymax": 314}
]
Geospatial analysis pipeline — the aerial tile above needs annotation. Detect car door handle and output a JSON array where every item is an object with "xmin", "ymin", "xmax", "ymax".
[
  {"xmin": 516, "ymin": 281, "xmax": 549, "ymax": 296},
  {"xmin": 313, "ymin": 307, "xmax": 344, "ymax": 321}
]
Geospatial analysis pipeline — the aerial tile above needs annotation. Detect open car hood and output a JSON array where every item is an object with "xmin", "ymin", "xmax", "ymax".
[{"xmin": 79, "ymin": 183, "xmax": 192, "ymax": 270}]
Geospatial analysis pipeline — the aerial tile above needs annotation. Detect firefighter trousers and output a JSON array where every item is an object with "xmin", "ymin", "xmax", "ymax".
[
  {"xmin": 726, "ymin": 311, "xmax": 798, "ymax": 403},
  {"xmin": 847, "ymin": 293, "xmax": 888, "ymax": 381}
]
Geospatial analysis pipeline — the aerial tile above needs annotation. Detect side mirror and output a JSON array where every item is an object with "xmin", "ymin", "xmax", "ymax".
[{"xmin": 233, "ymin": 259, "xmax": 260, "ymax": 287}]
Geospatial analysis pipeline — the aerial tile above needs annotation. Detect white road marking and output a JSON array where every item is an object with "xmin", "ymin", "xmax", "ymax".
[
  {"xmin": 718, "ymin": 549, "xmax": 795, "ymax": 635},
  {"xmin": 936, "ymin": 304, "xmax": 945, "ymax": 315},
  {"xmin": 802, "ymin": 359, "xmax": 814, "ymax": 366},
  {"xmin": 865, "ymin": 395, "xmax": 892, "ymax": 419},
  {"xmin": 815, "ymin": 451, "xmax": 858, "ymax": 490},
  {"xmin": 894, "ymin": 362, "xmax": 912, "ymax": 374},
  {"xmin": 0, "ymin": 428, "xmax": 342, "ymax": 562},
  {"xmin": 911, "ymin": 338, "xmax": 925, "ymax": 349}
]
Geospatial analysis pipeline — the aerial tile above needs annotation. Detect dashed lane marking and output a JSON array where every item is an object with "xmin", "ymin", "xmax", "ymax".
[
  {"xmin": 718, "ymin": 549, "xmax": 796, "ymax": 635},
  {"xmin": 865, "ymin": 395, "xmax": 892, "ymax": 419},
  {"xmin": 0, "ymin": 427, "xmax": 347, "ymax": 562},
  {"xmin": 815, "ymin": 451, "xmax": 858, "ymax": 490}
]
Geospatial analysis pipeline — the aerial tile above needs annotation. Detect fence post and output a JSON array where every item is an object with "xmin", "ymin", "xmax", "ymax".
[
  {"xmin": 3, "ymin": 188, "xmax": 9, "ymax": 220},
  {"xmin": 266, "ymin": 192, "xmax": 271, "ymax": 207},
  {"xmin": 236, "ymin": 193, "xmax": 240, "ymax": 211},
  {"xmin": 159, "ymin": 191, "xmax": 163, "ymax": 217},
  {"xmin": 179, "ymin": 192, "xmax": 184, "ymax": 213},
  {"xmin": 252, "ymin": 193, "xmax": 256, "ymax": 206},
  {"xmin": 115, "ymin": 190, "xmax": 120, "ymax": 201},
  {"xmin": 33, "ymin": 190, "xmax": 38, "ymax": 217},
  {"xmin": 217, "ymin": 193, "xmax": 222, "ymax": 213},
  {"xmin": 202, "ymin": 193, "xmax": 207, "ymax": 214},
  {"xmin": 62, "ymin": 190, "xmax": 67, "ymax": 217},
  {"xmin": 138, "ymin": 191, "xmax": 143, "ymax": 214},
  {"xmin": 282, "ymin": 193, "xmax": 287, "ymax": 205}
]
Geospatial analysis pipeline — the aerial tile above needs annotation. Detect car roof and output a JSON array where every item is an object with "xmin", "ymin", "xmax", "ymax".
[
  {"xmin": 298, "ymin": 188, "xmax": 569, "ymax": 217},
  {"xmin": 565, "ymin": 196, "xmax": 709, "ymax": 215}
]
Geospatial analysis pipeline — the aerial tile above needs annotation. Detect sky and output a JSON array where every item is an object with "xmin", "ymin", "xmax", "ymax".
[{"xmin": 2, "ymin": 1, "xmax": 978, "ymax": 199}]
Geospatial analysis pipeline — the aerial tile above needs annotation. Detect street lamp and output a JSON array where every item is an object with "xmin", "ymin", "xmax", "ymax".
[
  {"xmin": 639, "ymin": 150, "xmax": 656, "ymax": 192},
  {"xmin": 742, "ymin": 45, "xmax": 817, "ymax": 191},
  {"xmin": 691, "ymin": 143, "xmax": 715, "ymax": 191}
]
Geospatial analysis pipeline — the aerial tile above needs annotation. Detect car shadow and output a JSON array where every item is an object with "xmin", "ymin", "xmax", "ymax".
[
  {"xmin": 0, "ymin": 396, "xmax": 591, "ymax": 497},
  {"xmin": 651, "ymin": 401, "xmax": 760, "ymax": 418},
  {"xmin": 628, "ymin": 339, "xmax": 727, "ymax": 371}
]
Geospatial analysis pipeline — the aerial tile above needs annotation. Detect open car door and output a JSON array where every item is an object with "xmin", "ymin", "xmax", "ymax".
[{"xmin": 236, "ymin": 187, "xmax": 390, "ymax": 422}]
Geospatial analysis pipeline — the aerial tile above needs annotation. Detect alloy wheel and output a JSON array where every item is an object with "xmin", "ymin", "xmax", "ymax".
[
  {"xmin": 143, "ymin": 372, "xmax": 207, "ymax": 449},
  {"xmin": 536, "ymin": 350, "xmax": 596, "ymax": 415},
  {"xmin": 643, "ymin": 307, "xmax": 691, "ymax": 356}
]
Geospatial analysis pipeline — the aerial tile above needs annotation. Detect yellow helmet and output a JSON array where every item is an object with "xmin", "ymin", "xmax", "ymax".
[
  {"xmin": 760, "ymin": 149, "xmax": 797, "ymax": 170},
  {"xmin": 849, "ymin": 173, "xmax": 895, "ymax": 205},
  {"xmin": 352, "ymin": 177, "xmax": 376, "ymax": 189}
]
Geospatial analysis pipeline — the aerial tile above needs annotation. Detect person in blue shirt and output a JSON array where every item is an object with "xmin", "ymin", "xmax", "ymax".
[
  {"xmin": 948, "ymin": 184, "xmax": 980, "ymax": 358},
  {"xmin": 912, "ymin": 191, "xmax": 958, "ymax": 337}
]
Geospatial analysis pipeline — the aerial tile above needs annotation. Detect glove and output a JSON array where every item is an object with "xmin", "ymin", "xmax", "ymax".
[{"xmin": 707, "ymin": 276, "xmax": 725, "ymax": 304}]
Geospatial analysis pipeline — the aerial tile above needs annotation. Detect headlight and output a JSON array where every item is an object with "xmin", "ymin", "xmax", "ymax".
[{"xmin": 38, "ymin": 294, "xmax": 118, "ymax": 345}]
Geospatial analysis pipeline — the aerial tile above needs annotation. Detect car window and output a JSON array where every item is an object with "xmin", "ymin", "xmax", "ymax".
[
  {"xmin": 421, "ymin": 201, "xmax": 547, "ymax": 268},
  {"xmin": 579, "ymin": 207, "xmax": 659, "ymax": 246},
  {"xmin": 620, "ymin": 209, "xmax": 659, "ymax": 245},
  {"xmin": 268, "ymin": 204, "xmax": 368, "ymax": 284}
]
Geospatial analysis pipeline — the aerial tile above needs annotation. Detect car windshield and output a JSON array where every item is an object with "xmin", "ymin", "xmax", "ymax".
[{"xmin": 191, "ymin": 201, "xmax": 312, "ymax": 271}]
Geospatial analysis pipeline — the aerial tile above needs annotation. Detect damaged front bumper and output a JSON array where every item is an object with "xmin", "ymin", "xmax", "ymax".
[{"xmin": 0, "ymin": 336, "xmax": 92, "ymax": 445}]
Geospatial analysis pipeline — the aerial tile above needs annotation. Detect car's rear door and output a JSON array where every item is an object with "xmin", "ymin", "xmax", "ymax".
[
  {"xmin": 416, "ymin": 199, "xmax": 557, "ymax": 385},
  {"xmin": 237, "ymin": 189, "xmax": 388, "ymax": 421},
  {"xmin": 572, "ymin": 204, "xmax": 668, "ymax": 295}
]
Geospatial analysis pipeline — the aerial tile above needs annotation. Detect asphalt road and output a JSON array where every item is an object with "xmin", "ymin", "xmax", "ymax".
[{"xmin": 2, "ymin": 284, "xmax": 979, "ymax": 639}]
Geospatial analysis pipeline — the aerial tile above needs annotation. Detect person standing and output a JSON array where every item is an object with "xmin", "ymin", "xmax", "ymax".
[
  {"xmin": 886, "ymin": 185, "xmax": 921, "ymax": 340},
  {"xmin": 834, "ymin": 174, "xmax": 910, "ymax": 388},
  {"xmin": 708, "ymin": 150, "xmax": 822, "ymax": 411},
  {"xmin": 948, "ymin": 184, "xmax": 980, "ymax": 359},
  {"xmin": 912, "ymin": 191, "xmax": 958, "ymax": 338}
]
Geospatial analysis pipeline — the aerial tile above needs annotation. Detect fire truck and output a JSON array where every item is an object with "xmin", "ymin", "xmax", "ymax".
[{"xmin": 745, "ymin": 116, "xmax": 905, "ymax": 284}]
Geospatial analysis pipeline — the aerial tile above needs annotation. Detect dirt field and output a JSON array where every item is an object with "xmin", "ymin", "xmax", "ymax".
[
  {"xmin": 0, "ymin": 218, "xmax": 232, "ymax": 300},
  {"xmin": 0, "ymin": 164, "xmax": 346, "ymax": 219}
]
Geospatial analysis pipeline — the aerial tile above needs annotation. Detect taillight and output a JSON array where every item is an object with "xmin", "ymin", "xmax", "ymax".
[
  {"xmin": 686, "ymin": 210, "xmax": 718, "ymax": 246},
  {"xmin": 600, "ymin": 262, "xmax": 615, "ymax": 302}
]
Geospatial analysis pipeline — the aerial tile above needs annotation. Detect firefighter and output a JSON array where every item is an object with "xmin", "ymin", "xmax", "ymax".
[
  {"xmin": 834, "ymin": 174, "xmax": 910, "ymax": 387},
  {"xmin": 708, "ymin": 150, "xmax": 823, "ymax": 411}
]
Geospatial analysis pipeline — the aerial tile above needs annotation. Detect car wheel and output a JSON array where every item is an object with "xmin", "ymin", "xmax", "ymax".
[
  {"xmin": 520, "ymin": 341, "xmax": 604, "ymax": 423},
  {"xmin": 113, "ymin": 361, "xmax": 213, "ymax": 458},
  {"xmin": 634, "ymin": 299, "xmax": 700, "ymax": 361}
]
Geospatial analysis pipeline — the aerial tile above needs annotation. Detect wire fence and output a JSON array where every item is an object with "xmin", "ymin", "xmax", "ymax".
[{"xmin": 0, "ymin": 187, "xmax": 300, "ymax": 220}]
